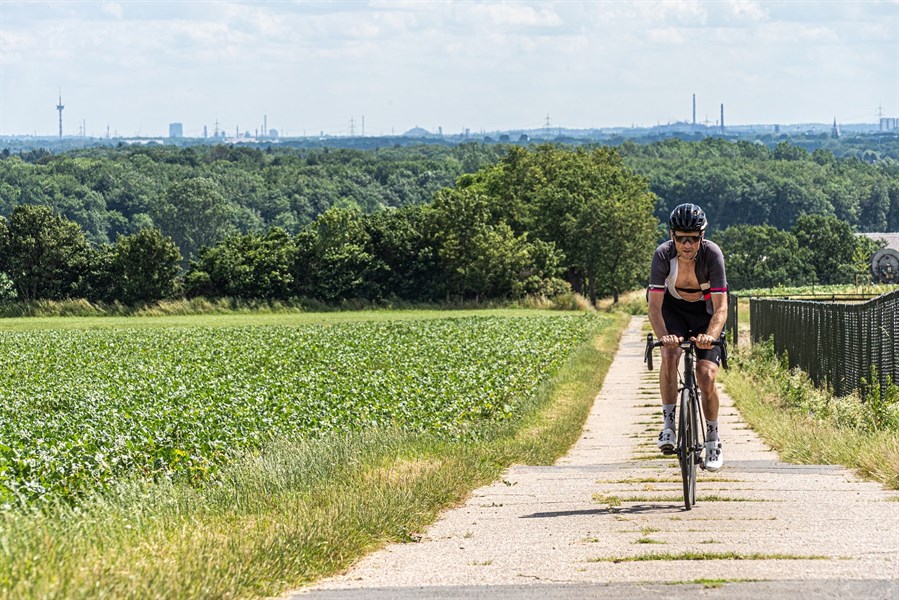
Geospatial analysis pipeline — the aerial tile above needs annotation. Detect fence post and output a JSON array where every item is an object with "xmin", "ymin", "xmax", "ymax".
[{"xmin": 726, "ymin": 291, "xmax": 738, "ymax": 348}]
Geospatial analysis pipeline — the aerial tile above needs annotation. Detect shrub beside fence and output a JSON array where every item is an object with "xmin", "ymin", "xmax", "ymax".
[{"xmin": 750, "ymin": 289, "xmax": 899, "ymax": 398}]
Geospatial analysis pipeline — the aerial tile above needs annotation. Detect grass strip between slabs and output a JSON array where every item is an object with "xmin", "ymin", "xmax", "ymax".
[
  {"xmin": 666, "ymin": 578, "xmax": 764, "ymax": 589},
  {"xmin": 0, "ymin": 311, "xmax": 627, "ymax": 600},
  {"xmin": 590, "ymin": 552, "xmax": 830, "ymax": 563}
]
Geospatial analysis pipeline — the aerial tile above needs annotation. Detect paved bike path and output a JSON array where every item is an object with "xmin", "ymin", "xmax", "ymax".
[{"xmin": 292, "ymin": 317, "xmax": 899, "ymax": 599}]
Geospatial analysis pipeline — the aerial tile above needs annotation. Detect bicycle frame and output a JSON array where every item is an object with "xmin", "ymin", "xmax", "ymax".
[
  {"xmin": 679, "ymin": 345, "xmax": 707, "ymax": 455},
  {"xmin": 678, "ymin": 344, "xmax": 706, "ymax": 510},
  {"xmin": 645, "ymin": 333, "xmax": 727, "ymax": 510}
]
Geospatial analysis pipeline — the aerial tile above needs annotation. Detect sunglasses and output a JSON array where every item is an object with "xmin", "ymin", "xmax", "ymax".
[{"xmin": 674, "ymin": 234, "xmax": 702, "ymax": 244}]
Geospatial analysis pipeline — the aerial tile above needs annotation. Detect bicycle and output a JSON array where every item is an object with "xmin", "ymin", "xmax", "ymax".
[{"xmin": 644, "ymin": 333, "xmax": 728, "ymax": 510}]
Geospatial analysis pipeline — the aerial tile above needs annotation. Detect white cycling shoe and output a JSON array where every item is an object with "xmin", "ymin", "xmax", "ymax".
[
  {"xmin": 704, "ymin": 440, "xmax": 723, "ymax": 471},
  {"xmin": 657, "ymin": 428, "xmax": 675, "ymax": 454}
]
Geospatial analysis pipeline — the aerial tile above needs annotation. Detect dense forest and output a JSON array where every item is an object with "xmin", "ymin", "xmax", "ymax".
[
  {"xmin": 621, "ymin": 137, "xmax": 899, "ymax": 233},
  {"xmin": 0, "ymin": 144, "xmax": 507, "ymax": 247},
  {"xmin": 0, "ymin": 139, "xmax": 895, "ymax": 306}
]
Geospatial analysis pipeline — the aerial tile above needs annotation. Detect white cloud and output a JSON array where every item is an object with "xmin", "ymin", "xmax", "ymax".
[
  {"xmin": 728, "ymin": 0, "xmax": 767, "ymax": 21},
  {"xmin": 647, "ymin": 27, "xmax": 689, "ymax": 45},
  {"xmin": 475, "ymin": 3, "xmax": 563, "ymax": 28},
  {"xmin": 757, "ymin": 22, "xmax": 839, "ymax": 44},
  {"xmin": 101, "ymin": 2, "xmax": 124, "ymax": 19},
  {"xmin": 637, "ymin": 0, "xmax": 708, "ymax": 25}
]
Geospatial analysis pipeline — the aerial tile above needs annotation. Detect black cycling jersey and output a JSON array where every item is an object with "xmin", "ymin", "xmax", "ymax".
[{"xmin": 647, "ymin": 239, "xmax": 728, "ymax": 315}]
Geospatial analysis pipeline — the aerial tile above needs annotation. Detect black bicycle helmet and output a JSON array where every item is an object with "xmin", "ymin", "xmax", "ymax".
[{"xmin": 668, "ymin": 203, "xmax": 707, "ymax": 232}]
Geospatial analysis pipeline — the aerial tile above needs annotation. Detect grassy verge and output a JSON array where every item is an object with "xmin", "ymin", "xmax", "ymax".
[
  {"xmin": 721, "ymin": 344, "xmax": 899, "ymax": 490},
  {"xmin": 0, "ymin": 311, "xmax": 627, "ymax": 599},
  {"xmin": 0, "ymin": 293, "xmax": 595, "ymax": 321},
  {"xmin": 0, "ymin": 307, "xmax": 587, "ymax": 332}
]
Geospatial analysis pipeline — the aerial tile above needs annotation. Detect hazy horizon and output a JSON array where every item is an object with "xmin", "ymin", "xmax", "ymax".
[{"xmin": 1, "ymin": 1, "xmax": 897, "ymax": 138}]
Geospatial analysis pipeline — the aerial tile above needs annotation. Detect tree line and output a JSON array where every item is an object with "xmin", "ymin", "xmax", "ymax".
[
  {"xmin": 0, "ymin": 140, "xmax": 895, "ymax": 306},
  {"xmin": 0, "ymin": 146, "xmax": 658, "ymax": 305},
  {"xmin": 0, "ymin": 144, "xmax": 506, "ymax": 252},
  {"xmin": 619, "ymin": 137, "xmax": 899, "ymax": 233},
  {"xmin": 717, "ymin": 214, "xmax": 881, "ymax": 290},
  {"xmin": 1, "ymin": 138, "xmax": 897, "ymax": 262}
]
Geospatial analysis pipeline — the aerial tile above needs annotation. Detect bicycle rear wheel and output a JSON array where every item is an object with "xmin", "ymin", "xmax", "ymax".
[{"xmin": 678, "ymin": 388, "xmax": 697, "ymax": 510}]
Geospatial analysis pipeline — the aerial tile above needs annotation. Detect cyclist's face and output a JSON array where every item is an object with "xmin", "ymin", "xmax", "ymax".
[{"xmin": 672, "ymin": 230, "xmax": 702, "ymax": 258}]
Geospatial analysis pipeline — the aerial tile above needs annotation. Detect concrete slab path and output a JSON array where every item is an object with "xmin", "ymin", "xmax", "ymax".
[{"xmin": 291, "ymin": 317, "xmax": 899, "ymax": 599}]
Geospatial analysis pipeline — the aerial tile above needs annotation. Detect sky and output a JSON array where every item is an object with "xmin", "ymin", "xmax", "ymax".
[{"xmin": 0, "ymin": 0, "xmax": 897, "ymax": 138}]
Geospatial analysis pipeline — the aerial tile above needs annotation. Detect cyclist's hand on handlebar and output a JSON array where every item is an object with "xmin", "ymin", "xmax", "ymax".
[
  {"xmin": 660, "ymin": 334, "xmax": 683, "ymax": 348},
  {"xmin": 691, "ymin": 333, "xmax": 715, "ymax": 349}
]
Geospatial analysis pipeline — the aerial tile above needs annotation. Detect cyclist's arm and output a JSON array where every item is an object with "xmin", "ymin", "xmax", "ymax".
[
  {"xmin": 693, "ymin": 294, "xmax": 727, "ymax": 348},
  {"xmin": 647, "ymin": 291, "xmax": 667, "ymax": 339},
  {"xmin": 648, "ymin": 291, "xmax": 683, "ymax": 348},
  {"xmin": 648, "ymin": 243, "xmax": 682, "ymax": 347},
  {"xmin": 705, "ymin": 293, "xmax": 727, "ymax": 340}
]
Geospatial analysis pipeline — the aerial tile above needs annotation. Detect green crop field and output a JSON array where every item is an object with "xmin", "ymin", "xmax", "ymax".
[{"xmin": 0, "ymin": 313, "xmax": 597, "ymax": 507}]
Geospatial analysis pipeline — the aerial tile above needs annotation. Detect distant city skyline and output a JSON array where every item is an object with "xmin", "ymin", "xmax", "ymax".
[{"xmin": 1, "ymin": 1, "xmax": 897, "ymax": 138}]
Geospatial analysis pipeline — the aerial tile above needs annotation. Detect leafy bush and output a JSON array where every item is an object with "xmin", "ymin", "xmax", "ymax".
[
  {"xmin": 0, "ymin": 272, "xmax": 17, "ymax": 301},
  {"xmin": 860, "ymin": 366, "xmax": 899, "ymax": 432}
]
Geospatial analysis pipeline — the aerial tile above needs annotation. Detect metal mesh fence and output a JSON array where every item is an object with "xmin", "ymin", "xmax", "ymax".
[
  {"xmin": 725, "ymin": 292, "xmax": 738, "ymax": 347},
  {"xmin": 750, "ymin": 289, "xmax": 899, "ymax": 397}
]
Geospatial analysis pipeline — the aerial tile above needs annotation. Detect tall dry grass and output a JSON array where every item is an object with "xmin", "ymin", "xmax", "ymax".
[{"xmin": 722, "ymin": 345, "xmax": 899, "ymax": 490}]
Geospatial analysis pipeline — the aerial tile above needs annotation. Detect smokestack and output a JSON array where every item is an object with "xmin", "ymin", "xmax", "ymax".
[
  {"xmin": 692, "ymin": 94, "xmax": 696, "ymax": 126},
  {"xmin": 720, "ymin": 103, "xmax": 725, "ymax": 132},
  {"xmin": 56, "ymin": 90, "xmax": 64, "ymax": 139}
]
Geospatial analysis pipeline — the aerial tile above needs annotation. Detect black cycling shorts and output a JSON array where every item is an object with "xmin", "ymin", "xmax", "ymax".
[{"xmin": 661, "ymin": 292, "xmax": 722, "ymax": 365}]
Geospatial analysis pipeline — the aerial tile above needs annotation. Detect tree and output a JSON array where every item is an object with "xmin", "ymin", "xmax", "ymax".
[
  {"xmin": 889, "ymin": 185, "xmax": 899, "ymax": 231},
  {"xmin": 858, "ymin": 182, "xmax": 890, "ymax": 232},
  {"xmin": 428, "ymin": 187, "xmax": 565, "ymax": 300},
  {"xmin": 718, "ymin": 225, "xmax": 815, "ymax": 290},
  {"xmin": 152, "ymin": 177, "xmax": 237, "ymax": 264},
  {"xmin": 774, "ymin": 141, "xmax": 810, "ymax": 161},
  {"xmin": 471, "ymin": 145, "xmax": 659, "ymax": 303},
  {"xmin": 0, "ymin": 216, "xmax": 14, "ymax": 301},
  {"xmin": 105, "ymin": 228, "xmax": 181, "ymax": 304},
  {"xmin": 185, "ymin": 228, "xmax": 295, "ymax": 300},
  {"xmin": 4, "ymin": 205, "xmax": 92, "ymax": 300},
  {"xmin": 429, "ymin": 188, "xmax": 496, "ymax": 299},
  {"xmin": 575, "ymin": 187, "xmax": 659, "ymax": 303},
  {"xmin": 0, "ymin": 215, "xmax": 8, "ymax": 273},
  {"xmin": 294, "ymin": 207, "xmax": 372, "ymax": 302},
  {"xmin": 361, "ymin": 205, "xmax": 441, "ymax": 302},
  {"xmin": 853, "ymin": 235, "xmax": 883, "ymax": 282},
  {"xmin": 792, "ymin": 214, "xmax": 858, "ymax": 284}
]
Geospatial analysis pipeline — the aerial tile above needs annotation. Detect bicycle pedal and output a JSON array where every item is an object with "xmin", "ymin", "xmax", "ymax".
[{"xmin": 661, "ymin": 448, "xmax": 676, "ymax": 456}]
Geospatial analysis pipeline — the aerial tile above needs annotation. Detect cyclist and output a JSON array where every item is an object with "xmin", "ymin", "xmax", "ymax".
[{"xmin": 647, "ymin": 203, "xmax": 728, "ymax": 471}]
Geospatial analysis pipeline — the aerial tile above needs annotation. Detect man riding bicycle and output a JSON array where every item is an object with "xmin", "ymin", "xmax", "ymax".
[{"xmin": 647, "ymin": 203, "xmax": 728, "ymax": 471}]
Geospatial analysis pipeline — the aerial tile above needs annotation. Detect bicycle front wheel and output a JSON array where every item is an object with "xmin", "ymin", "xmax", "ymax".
[{"xmin": 678, "ymin": 388, "xmax": 698, "ymax": 510}]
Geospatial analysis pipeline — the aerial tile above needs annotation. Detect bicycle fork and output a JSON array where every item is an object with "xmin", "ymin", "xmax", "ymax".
[{"xmin": 677, "ymin": 378, "xmax": 707, "ymax": 470}]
